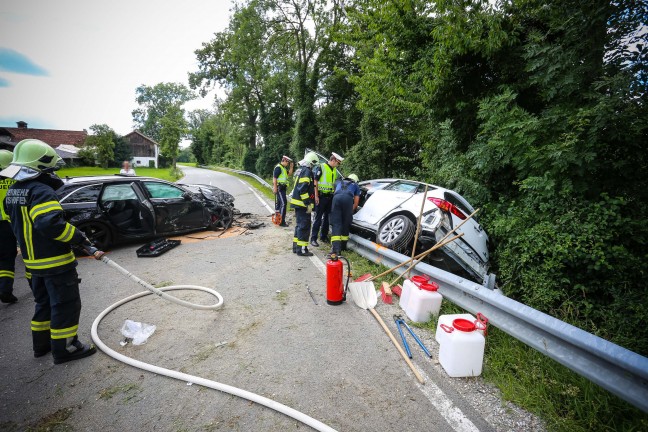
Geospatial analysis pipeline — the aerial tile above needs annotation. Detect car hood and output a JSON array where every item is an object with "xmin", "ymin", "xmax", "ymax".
[{"xmin": 183, "ymin": 184, "xmax": 235, "ymax": 206}]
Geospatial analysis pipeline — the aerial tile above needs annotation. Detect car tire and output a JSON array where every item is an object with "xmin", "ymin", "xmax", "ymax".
[
  {"xmin": 210, "ymin": 206, "xmax": 234, "ymax": 230},
  {"xmin": 377, "ymin": 214, "xmax": 415, "ymax": 253},
  {"xmin": 77, "ymin": 222, "xmax": 112, "ymax": 251}
]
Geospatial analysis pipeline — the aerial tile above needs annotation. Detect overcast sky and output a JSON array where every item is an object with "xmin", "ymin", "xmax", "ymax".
[{"xmin": 0, "ymin": 0, "xmax": 232, "ymax": 135}]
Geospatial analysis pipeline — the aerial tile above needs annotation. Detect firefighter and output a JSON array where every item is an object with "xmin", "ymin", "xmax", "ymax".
[
  {"xmin": 329, "ymin": 174, "xmax": 361, "ymax": 255},
  {"xmin": 290, "ymin": 151, "xmax": 319, "ymax": 256},
  {"xmin": 310, "ymin": 152, "xmax": 343, "ymax": 247},
  {"xmin": 272, "ymin": 155, "xmax": 293, "ymax": 227},
  {"xmin": 0, "ymin": 150, "xmax": 18, "ymax": 304},
  {"xmin": 1, "ymin": 139, "xmax": 104, "ymax": 364}
]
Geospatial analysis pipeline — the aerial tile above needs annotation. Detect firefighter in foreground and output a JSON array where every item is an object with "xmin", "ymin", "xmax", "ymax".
[
  {"xmin": 1, "ymin": 139, "xmax": 104, "ymax": 364},
  {"xmin": 272, "ymin": 155, "xmax": 293, "ymax": 227},
  {"xmin": 290, "ymin": 152, "xmax": 319, "ymax": 256},
  {"xmin": 0, "ymin": 149, "xmax": 18, "ymax": 304},
  {"xmin": 329, "ymin": 174, "xmax": 361, "ymax": 255}
]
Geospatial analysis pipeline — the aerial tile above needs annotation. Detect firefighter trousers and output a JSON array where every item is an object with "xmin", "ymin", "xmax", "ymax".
[
  {"xmin": 30, "ymin": 269, "xmax": 82, "ymax": 356},
  {"xmin": 330, "ymin": 194, "xmax": 354, "ymax": 254}
]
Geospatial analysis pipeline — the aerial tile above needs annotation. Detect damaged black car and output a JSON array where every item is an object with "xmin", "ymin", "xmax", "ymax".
[{"xmin": 56, "ymin": 175, "xmax": 235, "ymax": 250}]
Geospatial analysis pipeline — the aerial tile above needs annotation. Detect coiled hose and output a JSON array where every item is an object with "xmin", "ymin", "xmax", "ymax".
[{"xmin": 91, "ymin": 256, "xmax": 337, "ymax": 432}]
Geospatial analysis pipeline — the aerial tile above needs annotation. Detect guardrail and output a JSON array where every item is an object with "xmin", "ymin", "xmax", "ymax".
[
  {"xmin": 218, "ymin": 167, "xmax": 272, "ymax": 189},
  {"xmin": 349, "ymin": 234, "xmax": 648, "ymax": 413}
]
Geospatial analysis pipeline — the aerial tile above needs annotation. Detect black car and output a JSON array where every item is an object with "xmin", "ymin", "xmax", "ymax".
[{"xmin": 56, "ymin": 175, "xmax": 235, "ymax": 250}]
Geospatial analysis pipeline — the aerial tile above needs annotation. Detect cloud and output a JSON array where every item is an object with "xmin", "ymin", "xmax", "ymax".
[{"xmin": 0, "ymin": 48, "xmax": 48, "ymax": 76}]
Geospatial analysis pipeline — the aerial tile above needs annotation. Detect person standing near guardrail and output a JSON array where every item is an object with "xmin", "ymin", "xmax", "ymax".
[
  {"xmin": 272, "ymin": 155, "xmax": 293, "ymax": 227},
  {"xmin": 290, "ymin": 152, "xmax": 319, "ymax": 256},
  {"xmin": 310, "ymin": 152, "xmax": 343, "ymax": 247},
  {"xmin": 329, "ymin": 174, "xmax": 361, "ymax": 255}
]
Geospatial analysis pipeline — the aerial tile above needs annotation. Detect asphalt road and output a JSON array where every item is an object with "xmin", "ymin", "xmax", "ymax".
[{"xmin": 0, "ymin": 167, "xmax": 543, "ymax": 432}]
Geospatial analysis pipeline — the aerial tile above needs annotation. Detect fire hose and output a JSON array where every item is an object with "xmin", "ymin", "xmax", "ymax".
[{"xmin": 91, "ymin": 255, "xmax": 337, "ymax": 432}]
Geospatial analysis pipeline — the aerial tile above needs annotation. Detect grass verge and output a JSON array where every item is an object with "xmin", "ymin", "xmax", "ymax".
[{"xmin": 57, "ymin": 166, "xmax": 183, "ymax": 182}]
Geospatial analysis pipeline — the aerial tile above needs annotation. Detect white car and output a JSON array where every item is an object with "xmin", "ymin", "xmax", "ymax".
[{"xmin": 352, "ymin": 179, "xmax": 494, "ymax": 287}]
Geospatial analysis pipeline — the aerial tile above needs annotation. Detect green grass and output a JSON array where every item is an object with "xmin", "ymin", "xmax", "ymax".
[{"xmin": 57, "ymin": 166, "xmax": 183, "ymax": 182}]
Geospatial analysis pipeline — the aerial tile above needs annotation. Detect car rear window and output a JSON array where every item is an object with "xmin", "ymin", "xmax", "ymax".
[
  {"xmin": 143, "ymin": 182, "xmax": 185, "ymax": 199},
  {"xmin": 384, "ymin": 181, "xmax": 419, "ymax": 193},
  {"xmin": 60, "ymin": 184, "xmax": 102, "ymax": 204}
]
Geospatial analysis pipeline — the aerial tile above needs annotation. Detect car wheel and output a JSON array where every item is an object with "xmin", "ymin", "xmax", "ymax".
[
  {"xmin": 77, "ymin": 222, "xmax": 112, "ymax": 251},
  {"xmin": 210, "ymin": 206, "xmax": 234, "ymax": 230},
  {"xmin": 377, "ymin": 214, "xmax": 415, "ymax": 253}
]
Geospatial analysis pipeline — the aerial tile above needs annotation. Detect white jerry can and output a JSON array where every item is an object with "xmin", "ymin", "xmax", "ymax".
[{"xmin": 439, "ymin": 318, "xmax": 486, "ymax": 377}]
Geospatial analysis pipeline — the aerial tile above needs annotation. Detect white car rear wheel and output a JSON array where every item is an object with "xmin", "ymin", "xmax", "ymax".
[{"xmin": 377, "ymin": 215, "xmax": 415, "ymax": 253}]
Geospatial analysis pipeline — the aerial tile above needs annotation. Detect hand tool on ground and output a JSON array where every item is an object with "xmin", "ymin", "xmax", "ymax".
[
  {"xmin": 348, "ymin": 279, "xmax": 425, "ymax": 384},
  {"xmin": 306, "ymin": 283, "xmax": 319, "ymax": 305},
  {"xmin": 394, "ymin": 315, "xmax": 432, "ymax": 358},
  {"xmin": 367, "ymin": 208, "xmax": 480, "ymax": 282}
]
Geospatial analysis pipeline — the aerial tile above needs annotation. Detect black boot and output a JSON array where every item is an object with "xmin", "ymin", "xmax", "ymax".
[
  {"xmin": 52, "ymin": 336, "xmax": 97, "ymax": 364},
  {"xmin": 297, "ymin": 247, "xmax": 313, "ymax": 257},
  {"xmin": 292, "ymin": 243, "xmax": 297, "ymax": 253},
  {"xmin": 0, "ymin": 292, "xmax": 17, "ymax": 303},
  {"xmin": 33, "ymin": 330, "xmax": 51, "ymax": 358}
]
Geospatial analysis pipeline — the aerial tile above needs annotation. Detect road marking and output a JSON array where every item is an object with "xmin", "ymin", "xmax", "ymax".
[
  {"xmin": 239, "ymin": 179, "xmax": 274, "ymax": 214},
  {"xmin": 415, "ymin": 368, "xmax": 480, "ymax": 432}
]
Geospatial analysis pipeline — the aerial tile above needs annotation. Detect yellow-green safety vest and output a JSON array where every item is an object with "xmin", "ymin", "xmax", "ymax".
[
  {"xmin": 317, "ymin": 163, "xmax": 337, "ymax": 194},
  {"xmin": 0, "ymin": 178, "xmax": 15, "ymax": 221},
  {"xmin": 275, "ymin": 163, "xmax": 288, "ymax": 185}
]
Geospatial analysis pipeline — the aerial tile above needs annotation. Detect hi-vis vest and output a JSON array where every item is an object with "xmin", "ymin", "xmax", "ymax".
[
  {"xmin": 317, "ymin": 163, "xmax": 337, "ymax": 194},
  {"xmin": 275, "ymin": 163, "xmax": 288, "ymax": 185},
  {"xmin": 4, "ymin": 179, "xmax": 86, "ymax": 275},
  {"xmin": 0, "ymin": 177, "xmax": 15, "ymax": 221}
]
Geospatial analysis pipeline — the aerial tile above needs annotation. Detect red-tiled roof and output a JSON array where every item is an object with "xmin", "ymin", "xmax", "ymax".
[{"xmin": 0, "ymin": 127, "xmax": 87, "ymax": 147}]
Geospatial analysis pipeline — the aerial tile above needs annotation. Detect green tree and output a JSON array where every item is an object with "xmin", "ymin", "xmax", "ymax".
[
  {"xmin": 158, "ymin": 105, "xmax": 187, "ymax": 170},
  {"xmin": 132, "ymin": 82, "xmax": 195, "ymax": 142},
  {"xmin": 112, "ymin": 134, "xmax": 132, "ymax": 167},
  {"xmin": 84, "ymin": 124, "xmax": 116, "ymax": 168}
]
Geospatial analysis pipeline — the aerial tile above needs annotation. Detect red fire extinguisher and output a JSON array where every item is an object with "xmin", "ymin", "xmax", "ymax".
[{"xmin": 326, "ymin": 254, "xmax": 346, "ymax": 305}]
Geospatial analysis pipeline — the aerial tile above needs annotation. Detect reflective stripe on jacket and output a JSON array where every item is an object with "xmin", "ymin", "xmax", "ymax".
[
  {"xmin": 290, "ymin": 166, "xmax": 314, "ymax": 208},
  {"xmin": 4, "ymin": 178, "xmax": 85, "ymax": 276},
  {"xmin": 317, "ymin": 163, "xmax": 337, "ymax": 194}
]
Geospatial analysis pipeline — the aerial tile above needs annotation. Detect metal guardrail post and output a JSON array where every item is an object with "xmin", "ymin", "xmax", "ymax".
[{"xmin": 349, "ymin": 234, "xmax": 648, "ymax": 413}]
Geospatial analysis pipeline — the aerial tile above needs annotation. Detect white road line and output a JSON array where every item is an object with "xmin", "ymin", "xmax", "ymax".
[
  {"xmin": 310, "ymin": 255, "xmax": 326, "ymax": 275},
  {"xmin": 415, "ymin": 368, "xmax": 480, "ymax": 432},
  {"xmin": 240, "ymin": 179, "xmax": 274, "ymax": 214}
]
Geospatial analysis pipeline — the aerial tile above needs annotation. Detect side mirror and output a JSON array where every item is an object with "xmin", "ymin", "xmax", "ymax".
[{"xmin": 182, "ymin": 192, "xmax": 193, "ymax": 201}]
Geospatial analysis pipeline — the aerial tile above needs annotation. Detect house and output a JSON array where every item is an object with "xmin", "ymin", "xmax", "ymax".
[
  {"xmin": 0, "ymin": 121, "xmax": 87, "ymax": 152},
  {"xmin": 123, "ymin": 130, "xmax": 159, "ymax": 168}
]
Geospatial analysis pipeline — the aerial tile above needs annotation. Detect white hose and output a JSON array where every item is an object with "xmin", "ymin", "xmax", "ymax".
[{"xmin": 91, "ymin": 256, "xmax": 337, "ymax": 432}]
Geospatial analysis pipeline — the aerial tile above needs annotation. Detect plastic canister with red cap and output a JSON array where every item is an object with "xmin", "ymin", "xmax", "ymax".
[
  {"xmin": 439, "ymin": 318, "xmax": 486, "ymax": 377},
  {"xmin": 403, "ymin": 281, "xmax": 442, "ymax": 323},
  {"xmin": 398, "ymin": 274, "xmax": 429, "ymax": 312}
]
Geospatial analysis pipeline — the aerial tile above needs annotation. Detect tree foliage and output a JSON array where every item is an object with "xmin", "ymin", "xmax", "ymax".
[
  {"xmin": 83, "ymin": 124, "xmax": 116, "ymax": 168},
  {"xmin": 132, "ymin": 82, "xmax": 195, "ymax": 142},
  {"xmin": 158, "ymin": 105, "xmax": 187, "ymax": 170}
]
